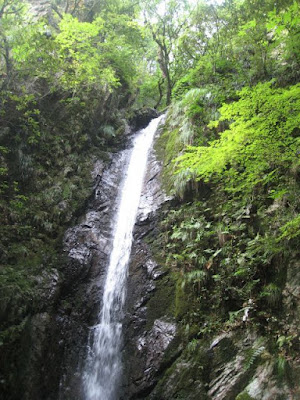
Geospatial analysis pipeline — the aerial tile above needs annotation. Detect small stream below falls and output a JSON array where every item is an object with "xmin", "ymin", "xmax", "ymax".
[{"xmin": 82, "ymin": 116, "xmax": 164, "ymax": 400}]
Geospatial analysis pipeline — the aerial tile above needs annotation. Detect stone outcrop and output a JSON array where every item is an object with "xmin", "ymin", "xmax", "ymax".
[
  {"xmin": 1, "ymin": 115, "xmax": 299, "ymax": 400},
  {"xmin": 129, "ymin": 108, "xmax": 159, "ymax": 132},
  {"xmin": 57, "ymin": 149, "xmax": 133, "ymax": 399},
  {"xmin": 120, "ymin": 119, "xmax": 300, "ymax": 400},
  {"xmin": 121, "ymin": 117, "xmax": 179, "ymax": 399}
]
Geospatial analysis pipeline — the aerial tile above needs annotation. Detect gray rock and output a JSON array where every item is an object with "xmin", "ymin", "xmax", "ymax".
[
  {"xmin": 121, "ymin": 118, "xmax": 177, "ymax": 399},
  {"xmin": 138, "ymin": 319, "xmax": 176, "ymax": 370},
  {"xmin": 242, "ymin": 361, "xmax": 293, "ymax": 399},
  {"xmin": 130, "ymin": 108, "xmax": 159, "ymax": 131}
]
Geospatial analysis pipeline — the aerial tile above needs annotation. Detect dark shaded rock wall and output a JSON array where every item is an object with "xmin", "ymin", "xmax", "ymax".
[
  {"xmin": 0, "ymin": 144, "xmax": 133, "ymax": 400},
  {"xmin": 121, "ymin": 120, "xmax": 300, "ymax": 400},
  {"xmin": 56, "ymin": 149, "xmax": 134, "ymax": 400},
  {"xmin": 129, "ymin": 109, "xmax": 159, "ymax": 132},
  {"xmin": 121, "ymin": 117, "xmax": 180, "ymax": 399}
]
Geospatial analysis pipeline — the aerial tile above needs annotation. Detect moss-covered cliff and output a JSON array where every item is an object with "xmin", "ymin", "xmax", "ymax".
[
  {"xmin": 122, "ymin": 110, "xmax": 300, "ymax": 398},
  {"xmin": 1, "ymin": 0, "xmax": 299, "ymax": 399}
]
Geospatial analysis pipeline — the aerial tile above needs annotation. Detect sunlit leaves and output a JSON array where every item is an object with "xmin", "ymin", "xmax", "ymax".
[
  {"xmin": 176, "ymin": 82, "xmax": 300, "ymax": 195},
  {"xmin": 278, "ymin": 215, "xmax": 300, "ymax": 241},
  {"xmin": 267, "ymin": 1, "xmax": 300, "ymax": 70}
]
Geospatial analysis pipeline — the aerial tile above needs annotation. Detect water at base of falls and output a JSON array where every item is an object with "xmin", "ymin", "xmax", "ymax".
[{"xmin": 83, "ymin": 115, "xmax": 164, "ymax": 400}]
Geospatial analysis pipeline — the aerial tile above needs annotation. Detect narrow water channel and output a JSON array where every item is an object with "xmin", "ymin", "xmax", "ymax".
[{"xmin": 83, "ymin": 116, "xmax": 164, "ymax": 400}]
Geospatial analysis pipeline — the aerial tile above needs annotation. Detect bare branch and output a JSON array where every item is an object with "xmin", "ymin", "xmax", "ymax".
[{"xmin": 51, "ymin": 4, "xmax": 63, "ymax": 19}]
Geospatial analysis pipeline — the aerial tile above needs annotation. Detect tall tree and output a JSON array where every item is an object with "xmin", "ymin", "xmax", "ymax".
[
  {"xmin": 0, "ymin": 0, "xmax": 26, "ymax": 87},
  {"xmin": 143, "ymin": 0, "xmax": 188, "ymax": 105}
]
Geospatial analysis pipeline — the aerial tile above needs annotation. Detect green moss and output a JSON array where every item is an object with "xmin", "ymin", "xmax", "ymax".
[
  {"xmin": 175, "ymin": 277, "xmax": 190, "ymax": 320},
  {"xmin": 145, "ymin": 272, "xmax": 176, "ymax": 330},
  {"xmin": 235, "ymin": 392, "xmax": 256, "ymax": 400},
  {"xmin": 154, "ymin": 124, "xmax": 183, "ymax": 194},
  {"xmin": 150, "ymin": 344, "xmax": 210, "ymax": 400}
]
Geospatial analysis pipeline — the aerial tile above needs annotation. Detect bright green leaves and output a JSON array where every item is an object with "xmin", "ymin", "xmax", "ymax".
[
  {"xmin": 267, "ymin": 1, "xmax": 300, "ymax": 33},
  {"xmin": 267, "ymin": 1, "xmax": 300, "ymax": 72},
  {"xmin": 0, "ymin": 0, "xmax": 28, "ymax": 77},
  {"xmin": 278, "ymin": 215, "xmax": 300, "ymax": 241},
  {"xmin": 12, "ymin": 15, "xmax": 120, "ymax": 93},
  {"xmin": 11, "ymin": 10, "xmax": 146, "ymax": 95},
  {"xmin": 57, "ymin": 15, "xmax": 103, "ymax": 45},
  {"xmin": 55, "ymin": 12, "xmax": 145, "ymax": 92},
  {"xmin": 176, "ymin": 82, "xmax": 300, "ymax": 196},
  {"xmin": 11, "ymin": 20, "xmax": 57, "ymax": 82},
  {"xmin": 55, "ymin": 15, "xmax": 119, "ymax": 91},
  {"xmin": 238, "ymin": 19, "xmax": 257, "ymax": 37}
]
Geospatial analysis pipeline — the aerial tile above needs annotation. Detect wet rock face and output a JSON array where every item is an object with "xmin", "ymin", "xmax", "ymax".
[
  {"xmin": 144, "ymin": 327, "xmax": 299, "ymax": 400},
  {"xmin": 7, "ymin": 121, "xmax": 170, "ymax": 400},
  {"xmin": 130, "ymin": 108, "xmax": 159, "ymax": 131},
  {"xmin": 137, "ymin": 319, "xmax": 176, "ymax": 375},
  {"xmin": 1, "ymin": 145, "xmax": 135, "ymax": 400},
  {"xmin": 56, "ymin": 149, "xmax": 134, "ymax": 399},
  {"xmin": 121, "ymin": 120, "xmax": 178, "ymax": 399},
  {"xmin": 206, "ymin": 333, "xmax": 253, "ymax": 400}
]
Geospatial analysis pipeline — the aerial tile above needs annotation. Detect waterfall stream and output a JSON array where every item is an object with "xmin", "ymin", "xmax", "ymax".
[{"xmin": 83, "ymin": 115, "xmax": 164, "ymax": 400}]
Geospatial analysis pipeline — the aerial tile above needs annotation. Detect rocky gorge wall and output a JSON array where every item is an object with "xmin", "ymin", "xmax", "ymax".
[
  {"xmin": 120, "ymin": 121, "xmax": 300, "ymax": 400},
  {"xmin": 0, "ymin": 147, "xmax": 133, "ymax": 400},
  {"xmin": 0, "ymin": 111, "xmax": 158, "ymax": 400},
  {"xmin": 1, "ymin": 112, "xmax": 299, "ymax": 400}
]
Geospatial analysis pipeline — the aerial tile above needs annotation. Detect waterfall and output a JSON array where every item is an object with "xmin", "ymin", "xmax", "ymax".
[{"xmin": 83, "ymin": 115, "xmax": 164, "ymax": 400}]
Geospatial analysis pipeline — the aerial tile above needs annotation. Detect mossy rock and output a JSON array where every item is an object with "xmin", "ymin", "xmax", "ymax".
[
  {"xmin": 149, "ymin": 344, "xmax": 210, "ymax": 400},
  {"xmin": 145, "ymin": 272, "xmax": 176, "ymax": 330},
  {"xmin": 175, "ymin": 276, "xmax": 190, "ymax": 320},
  {"xmin": 236, "ymin": 392, "xmax": 256, "ymax": 400}
]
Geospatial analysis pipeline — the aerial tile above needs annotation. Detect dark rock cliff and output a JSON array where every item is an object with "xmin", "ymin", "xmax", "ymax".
[
  {"xmin": 121, "ymin": 118, "xmax": 177, "ymax": 399},
  {"xmin": 120, "ymin": 121, "xmax": 300, "ymax": 400},
  {"xmin": 0, "ymin": 144, "xmax": 132, "ymax": 399},
  {"xmin": 1, "ymin": 113, "xmax": 299, "ymax": 400},
  {"xmin": 56, "ymin": 150, "xmax": 131, "ymax": 400}
]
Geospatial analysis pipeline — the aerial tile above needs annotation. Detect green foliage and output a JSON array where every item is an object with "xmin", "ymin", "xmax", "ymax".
[
  {"xmin": 158, "ymin": 86, "xmax": 221, "ymax": 196},
  {"xmin": 176, "ymin": 82, "xmax": 300, "ymax": 196},
  {"xmin": 13, "ymin": 16, "xmax": 119, "ymax": 92},
  {"xmin": 275, "ymin": 354, "xmax": 288, "ymax": 380},
  {"xmin": 186, "ymin": 338, "xmax": 198, "ymax": 355},
  {"xmin": 56, "ymin": 15, "xmax": 118, "ymax": 90},
  {"xmin": 171, "ymin": 88, "xmax": 208, "ymax": 144},
  {"xmin": 260, "ymin": 283, "xmax": 282, "ymax": 306},
  {"xmin": 158, "ymin": 74, "xmax": 298, "ymax": 345},
  {"xmin": 143, "ymin": 0, "xmax": 189, "ymax": 105},
  {"xmin": 0, "ymin": 1, "xmax": 153, "ymax": 346},
  {"xmin": 153, "ymin": 0, "xmax": 300, "ymax": 390},
  {"xmin": 244, "ymin": 338, "xmax": 266, "ymax": 370},
  {"xmin": 278, "ymin": 214, "xmax": 300, "ymax": 241},
  {"xmin": 267, "ymin": 1, "xmax": 300, "ymax": 81},
  {"xmin": 236, "ymin": 392, "xmax": 256, "ymax": 400}
]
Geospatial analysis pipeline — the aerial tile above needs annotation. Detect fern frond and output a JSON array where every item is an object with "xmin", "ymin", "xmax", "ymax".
[{"xmin": 244, "ymin": 338, "xmax": 266, "ymax": 370}]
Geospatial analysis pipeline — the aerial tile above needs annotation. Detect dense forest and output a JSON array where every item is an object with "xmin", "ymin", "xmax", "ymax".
[{"xmin": 0, "ymin": 0, "xmax": 299, "ymax": 398}]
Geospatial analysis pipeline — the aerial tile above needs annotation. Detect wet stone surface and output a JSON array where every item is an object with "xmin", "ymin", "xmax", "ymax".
[
  {"xmin": 56, "ymin": 149, "xmax": 134, "ymax": 400},
  {"xmin": 121, "ymin": 119, "xmax": 177, "ymax": 399}
]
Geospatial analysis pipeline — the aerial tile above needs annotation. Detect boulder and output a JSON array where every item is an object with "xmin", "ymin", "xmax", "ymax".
[{"xmin": 130, "ymin": 108, "xmax": 159, "ymax": 131}]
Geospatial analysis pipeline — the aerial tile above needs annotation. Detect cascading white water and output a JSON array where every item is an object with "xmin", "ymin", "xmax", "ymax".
[{"xmin": 83, "ymin": 115, "xmax": 164, "ymax": 400}]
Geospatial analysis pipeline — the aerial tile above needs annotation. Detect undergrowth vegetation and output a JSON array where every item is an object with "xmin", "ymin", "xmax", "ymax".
[
  {"xmin": 0, "ymin": 0, "xmax": 148, "ymax": 340},
  {"xmin": 153, "ymin": 0, "xmax": 300, "ymax": 383},
  {"xmin": 0, "ymin": 0, "xmax": 299, "ymax": 396}
]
